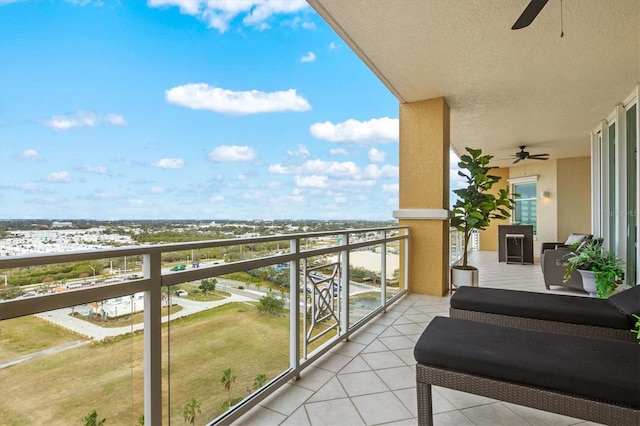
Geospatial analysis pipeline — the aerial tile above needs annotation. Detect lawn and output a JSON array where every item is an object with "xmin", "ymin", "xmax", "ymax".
[
  {"xmin": 0, "ymin": 315, "xmax": 84, "ymax": 361},
  {"xmin": 0, "ymin": 302, "xmax": 290, "ymax": 425}
]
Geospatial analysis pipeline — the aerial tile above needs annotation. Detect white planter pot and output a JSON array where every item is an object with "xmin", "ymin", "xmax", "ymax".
[
  {"xmin": 578, "ymin": 269, "xmax": 597, "ymax": 298},
  {"xmin": 451, "ymin": 267, "xmax": 479, "ymax": 288}
]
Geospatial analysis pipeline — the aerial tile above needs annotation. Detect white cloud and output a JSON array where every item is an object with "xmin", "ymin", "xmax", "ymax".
[
  {"xmin": 149, "ymin": 0, "xmax": 310, "ymax": 33},
  {"xmin": 21, "ymin": 183, "xmax": 37, "ymax": 192},
  {"xmin": 329, "ymin": 41, "xmax": 338, "ymax": 50},
  {"xmin": 209, "ymin": 195, "xmax": 225, "ymax": 202},
  {"xmin": 268, "ymin": 163, "xmax": 288, "ymax": 174},
  {"xmin": 150, "ymin": 186, "xmax": 165, "ymax": 194},
  {"xmin": 300, "ymin": 51, "xmax": 315, "ymax": 63},
  {"xmin": 153, "ymin": 158, "xmax": 185, "ymax": 169},
  {"xmin": 382, "ymin": 183, "xmax": 399, "ymax": 192},
  {"xmin": 44, "ymin": 111, "xmax": 96, "ymax": 130},
  {"xmin": 361, "ymin": 164, "xmax": 398, "ymax": 179},
  {"xmin": 310, "ymin": 117, "xmax": 398, "ymax": 145},
  {"xmin": 301, "ymin": 21, "xmax": 316, "ymax": 30},
  {"xmin": 166, "ymin": 83, "xmax": 311, "ymax": 115},
  {"xmin": 300, "ymin": 159, "xmax": 359, "ymax": 177},
  {"xmin": 81, "ymin": 165, "xmax": 108, "ymax": 174},
  {"xmin": 368, "ymin": 148, "xmax": 386, "ymax": 163},
  {"xmin": 127, "ymin": 199, "xmax": 147, "ymax": 206},
  {"xmin": 105, "ymin": 114, "xmax": 127, "ymax": 126},
  {"xmin": 237, "ymin": 173, "xmax": 247, "ymax": 180},
  {"xmin": 329, "ymin": 148, "xmax": 348, "ymax": 156},
  {"xmin": 43, "ymin": 110, "xmax": 127, "ymax": 130},
  {"xmin": 44, "ymin": 171, "xmax": 72, "ymax": 182},
  {"xmin": 209, "ymin": 145, "xmax": 257, "ymax": 162},
  {"xmin": 91, "ymin": 190, "xmax": 119, "ymax": 200},
  {"xmin": 287, "ymin": 144, "xmax": 310, "ymax": 158},
  {"xmin": 17, "ymin": 149, "xmax": 42, "ymax": 161},
  {"xmin": 295, "ymin": 175, "xmax": 327, "ymax": 188}
]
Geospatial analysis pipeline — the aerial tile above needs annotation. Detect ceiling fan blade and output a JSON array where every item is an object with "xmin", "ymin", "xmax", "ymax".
[
  {"xmin": 511, "ymin": 0, "xmax": 549, "ymax": 30},
  {"xmin": 528, "ymin": 157, "xmax": 549, "ymax": 160},
  {"xmin": 528, "ymin": 154, "xmax": 550, "ymax": 159},
  {"xmin": 512, "ymin": 158, "xmax": 522, "ymax": 164}
]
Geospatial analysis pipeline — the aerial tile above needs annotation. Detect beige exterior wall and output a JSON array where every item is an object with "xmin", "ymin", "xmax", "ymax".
[
  {"xmin": 508, "ymin": 157, "xmax": 590, "ymax": 258},
  {"xmin": 397, "ymin": 97, "xmax": 450, "ymax": 296},
  {"xmin": 556, "ymin": 157, "xmax": 591, "ymax": 240},
  {"xmin": 478, "ymin": 168, "xmax": 510, "ymax": 252}
]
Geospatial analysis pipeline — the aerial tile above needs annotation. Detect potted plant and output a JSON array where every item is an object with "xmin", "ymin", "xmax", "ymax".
[
  {"xmin": 558, "ymin": 240, "xmax": 625, "ymax": 298},
  {"xmin": 450, "ymin": 148, "xmax": 514, "ymax": 286}
]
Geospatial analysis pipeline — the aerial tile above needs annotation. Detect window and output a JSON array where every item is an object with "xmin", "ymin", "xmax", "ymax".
[{"xmin": 512, "ymin": 181, "xmax": 537, "ymax": 234}]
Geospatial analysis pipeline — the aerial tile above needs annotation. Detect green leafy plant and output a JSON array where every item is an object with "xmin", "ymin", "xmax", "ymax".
[
  {"xmin": 451, "ymin": 148, "xmax": 514, "ymax": 268},
  {"xmin": 558, "ymin": 241, "xmax": 625, "ymax": 298},
  {"xmin": 631, "ymin": 314, "xmax": 640, "ymax": 344}
]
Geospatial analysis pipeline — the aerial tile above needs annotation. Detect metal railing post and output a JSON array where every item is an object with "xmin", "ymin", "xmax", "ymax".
[
  {"xmin": 289, "ymin": 238, "xmax": 301, "ymax": 379},
  {"xmin": 340, "ymin": 232, "xmax": 349, "ymax": 338},
  {"xmin": 381, "ymin": 230, "xmax": 387, "ymax": 311},
  {"xmin": 143, "ymin": 252, "xmax": 162, "ymax": 425}
]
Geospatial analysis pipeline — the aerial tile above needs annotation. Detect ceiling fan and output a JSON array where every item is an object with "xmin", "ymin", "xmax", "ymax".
[
  {"xmin": 512, "ymin": 0, "xmax": 549, "ymax": 30},
  {"xmin": 512, "ymin": 146, "xmax": 550, "ymax": 163}
]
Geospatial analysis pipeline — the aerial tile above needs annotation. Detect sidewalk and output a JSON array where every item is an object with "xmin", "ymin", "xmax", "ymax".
[{"xmin": 35, "ymin": 292, "xmax": 254, "ymax": 340}]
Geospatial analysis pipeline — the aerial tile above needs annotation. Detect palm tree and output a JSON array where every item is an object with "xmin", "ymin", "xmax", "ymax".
[
  {"xmin": 220, "ymin": 367, "xmax": 237, "ymax": 408},
  {"xmin": 83, "ymin": 410, "xmax": 105, "ymax": 426},
  {"xmin": 182, "ymin": 397, "xmax": 201, "ymax": 425},
  {"xmin": 253, "ymin": 373, "xmax": 268, "ymax": 390}
]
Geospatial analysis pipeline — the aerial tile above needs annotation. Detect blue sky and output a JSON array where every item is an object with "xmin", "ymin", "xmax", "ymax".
[{"xmin": 0, "ymin": 0, "xmax": 461, "ymax": 221}]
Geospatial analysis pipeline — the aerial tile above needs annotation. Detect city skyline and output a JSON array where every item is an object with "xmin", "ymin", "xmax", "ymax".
[{"xmin": 0, "ymin": 0, "xmax": 462, "ymax": 221}]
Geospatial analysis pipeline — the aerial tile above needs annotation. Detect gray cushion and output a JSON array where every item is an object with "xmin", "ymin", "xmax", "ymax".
[
  {"xmin": 414, "ymin": 316, "xmax": 640, "ymax": 409},
  {"xmin": 563, "ymin": 233, "xmax": 591, "ymax": 246},
  {"xmin": 607, "ymin": 285, "xmax": 640, "ymax": 318},
  {"xmin": 450, "ymin": 286, "xmax": 632, "ymax": 329}
]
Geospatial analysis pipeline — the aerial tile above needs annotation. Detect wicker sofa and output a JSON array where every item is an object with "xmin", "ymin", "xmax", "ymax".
[
  {"xmin": 540, "ymin": 233, "xmax": 593, "ymax": 291},
  {"xmin": 414, "ymin": 316, "xmax": 640, "ymax": 426},
  {"xmin": 449, "ymin": 285, "xmax": 639, "ymax": 341}
]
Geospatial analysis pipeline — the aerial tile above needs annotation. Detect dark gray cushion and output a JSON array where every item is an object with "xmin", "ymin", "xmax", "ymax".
[
  {"xmin": 450, "ymin": 286, "xmax": 632, "ymax": 329},
  {"xmin": 414, "ymin": 316, "xmax": 640, "ymax": 408},
  {"xmin": 607, "ymin": 285, "xmax": 640, "ymax": 318}
]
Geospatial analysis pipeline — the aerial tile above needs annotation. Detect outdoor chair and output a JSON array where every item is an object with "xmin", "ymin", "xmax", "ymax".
[
  {"xmin": 540, "ymin": 233, "xmax": 599, "ymax": 291},
  {"xmin": 449, "ymin": 285, "xmax": 639, "ymax": 342},
  {"xmin": 414, "ymin": 316, "xmax": 640, "ymax": 426}
]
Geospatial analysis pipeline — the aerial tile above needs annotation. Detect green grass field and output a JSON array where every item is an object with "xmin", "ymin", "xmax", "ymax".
[
  {"xmin": 0, "ymin": 315, "xmax": 83, "ymax": 360},
  {"xmin": 0, "ymin": 303, "xmax": 290, "ymax": 425}
]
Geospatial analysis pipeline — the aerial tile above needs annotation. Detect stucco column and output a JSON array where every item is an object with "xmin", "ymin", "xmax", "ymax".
[{"xmin": 394, "ymin": 98, "xmax": 450, "ymax": 296}]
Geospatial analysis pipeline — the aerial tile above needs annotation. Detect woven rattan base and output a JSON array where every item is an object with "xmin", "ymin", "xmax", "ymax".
[
  {"xmin": 449, "ymin": 307, "xmax": 635, "ymax": 342},
  {"xmin": 416, "ymin": 363, "xmax": 640, "ymax": 426}
]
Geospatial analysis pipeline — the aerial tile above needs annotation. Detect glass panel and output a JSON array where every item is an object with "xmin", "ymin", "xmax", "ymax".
[
  {"xmin": 0, "ymin": 301, "xmax": 141, "ymax": 424},
  {"xmin": 627, "ymin": 104, "xmax": 637, "ymax": 285},
  {"xmin": 165, "ymin": 269, "xmax": 291, "ymax": 423},
  {"xmin": 349, "ymin": 244, "xmax": 382, "ymax": 326}
]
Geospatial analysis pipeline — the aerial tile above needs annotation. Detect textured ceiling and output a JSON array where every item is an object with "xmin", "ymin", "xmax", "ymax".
[{"xmin": 308, "ymin": 0, "xmax": 640, "ymax": 166}]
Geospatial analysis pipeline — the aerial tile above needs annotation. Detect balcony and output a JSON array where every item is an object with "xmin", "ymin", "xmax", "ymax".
[
  {"xmin": 233, "ymin": 251, "xmax": 595, "ymax": 426},
  {"xmin": 1, "ymin": 226, "xmax": 597, "ymax": 425}
]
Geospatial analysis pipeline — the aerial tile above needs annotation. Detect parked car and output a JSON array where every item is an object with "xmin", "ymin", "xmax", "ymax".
[
  {"xmin": 176, "ymin": 289, "xmax": 188, "ymax": 297},
  {"xmin": 170, "ymin": 265, "xmax": 186, "ymax": 271}
]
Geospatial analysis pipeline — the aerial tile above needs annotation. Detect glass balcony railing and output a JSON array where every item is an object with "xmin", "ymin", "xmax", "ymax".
[{"xmin": 0, "ymin": 226, "xmax": 408, "ymax": 425}]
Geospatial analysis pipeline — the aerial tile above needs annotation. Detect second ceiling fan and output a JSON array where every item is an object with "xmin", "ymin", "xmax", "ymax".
[{"xmin": 512, "ymin": 146, "xmax": 550, "ymax": 163}]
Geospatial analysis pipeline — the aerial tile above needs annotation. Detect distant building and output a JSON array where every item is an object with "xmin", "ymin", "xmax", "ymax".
[{"xmin": 52, "ymin": 221, "xmax": 73, "ymax": 228}]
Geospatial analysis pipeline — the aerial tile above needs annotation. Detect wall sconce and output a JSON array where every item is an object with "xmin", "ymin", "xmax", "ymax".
[{"xmin": 540, "ymin": 190, "xmax": 550, "ymax": 198}]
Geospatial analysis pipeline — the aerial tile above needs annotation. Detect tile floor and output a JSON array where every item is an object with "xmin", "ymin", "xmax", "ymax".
[{"xmin": 234, "ymin": 251, "xmax": 601, "ymax": 426}]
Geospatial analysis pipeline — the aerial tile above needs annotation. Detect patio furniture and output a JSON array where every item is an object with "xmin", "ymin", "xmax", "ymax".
[
  {"xmin": 449, "ymin": 285, "xmax": 639, "ymax": 342},
  {"xmin": 498, "ymin": 225, "xmax": 533, "ymax": 263},
  {"xmin": 540, "ymin": 233, "xmax": 593, "ymax": 291},
  {"xmin": 414, "ymin": 316, "xmax": 640, "ymax": 426}
]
